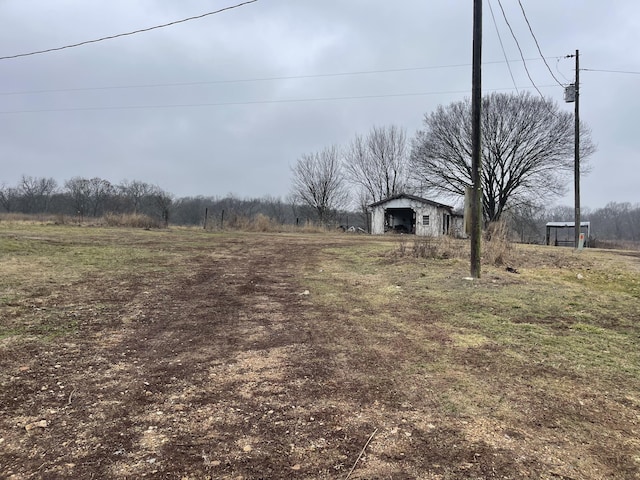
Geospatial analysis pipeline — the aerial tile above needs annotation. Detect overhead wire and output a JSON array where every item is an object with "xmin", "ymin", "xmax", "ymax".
[
  {"xmin": 487, "ymin": 0, "xmax": 519, "ymax": 93},
  {"xmin": 0, "ymin": 84, "xmax": 559, "ymax": 115},
  {"xmin": 517, "ymin": 0, "xmax": 566, "ymax": 87},
  {"xmin": 0, "ymin": 62, "xmax": 506, "ymax": 96},
  {"xmin": 0, "ymin": 57, "xmax": 563, "ymax": 97},
  {"xmin": 581, "ymin": 68, "xmax": 640, "ymax": 75},
  {"xmin": 0, "ymin": 0, "xmax": 258, "ymax": 61},
  {"xmin": 495, "ymin": 0, "xmax": 545, "ymax": 98},
  {"xmin": 555, "ymin": 58, "xmax": 571, "ymax": 84}
]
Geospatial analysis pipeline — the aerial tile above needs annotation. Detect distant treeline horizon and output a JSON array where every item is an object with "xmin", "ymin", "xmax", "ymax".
[{"xmin": 1, "ymin": 175, "xmax": 638, "ymax": 244}]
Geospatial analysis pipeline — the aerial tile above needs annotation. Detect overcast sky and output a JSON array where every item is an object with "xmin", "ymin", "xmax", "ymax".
[{"xmin": 1, "ymin": 0, "xmax": 638, "ymax": 209}]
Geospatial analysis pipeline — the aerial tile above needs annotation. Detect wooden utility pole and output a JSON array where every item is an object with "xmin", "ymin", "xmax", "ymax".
[
  {"xmin": 573, "ymin": 49, "xmax": 580, "ymax": 249},
  {"xmin": 470, "ymin": 0, "xmax": 483, "ymax": 278}
]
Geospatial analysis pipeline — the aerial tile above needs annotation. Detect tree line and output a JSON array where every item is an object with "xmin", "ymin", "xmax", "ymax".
[
  {"xmin": 0, "ymin": 176, "xmax": 172, "ymax": 224},
  {"xmin": 0, "ymin": 175, "xmax": 360, "ymax": 229}
]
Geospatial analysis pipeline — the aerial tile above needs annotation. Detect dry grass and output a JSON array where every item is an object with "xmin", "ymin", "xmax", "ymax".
[
  {"xmin": 204, "ymin": 213, "xmax": 334, "ymax": 234},
  {"xmin": 592, "ymin": 238, "xmax": 640, "ymax": 250},
  {"xmin": 308, "ymin": 237, "xmax": 640, "ymax": 478},
  {"xmin": 483, "ymin": 220, "xmax": 514, "ymax": 265},
  {"xmin": 0, "ymin": 212, "xmax": 164, "ymax": 229},
  {"xmin": 0, "ymin": 212, "xmax": 70, "ymax": 225},
  {"xmin": 395, "ymin": 224, "xmax": 512, "ymax": 266},
  {"xmin": 102, "ymin": 212, "xmax": 162, "ymax": 229}
]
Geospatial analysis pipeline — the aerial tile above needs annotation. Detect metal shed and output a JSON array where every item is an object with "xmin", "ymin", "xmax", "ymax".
[
  {"xmin": 368, "ymin": 194, "xmax": 462, "ymax": 236},
  {"xmin": 545, "ymin": 221, "xmax": 591, "ymax": 247}
]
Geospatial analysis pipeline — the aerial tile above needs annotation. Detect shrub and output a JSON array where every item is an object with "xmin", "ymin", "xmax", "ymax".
[
  {"xmin": 102, "ymin": 213, "xmax": 162, "ymax": 229},
  {"xmin": 395, "ymin": 235, "xmax": 465, "ymax": 260}
]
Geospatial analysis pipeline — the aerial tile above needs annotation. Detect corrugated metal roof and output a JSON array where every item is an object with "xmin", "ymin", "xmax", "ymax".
[
  {"xmin": 546, "ymin": 221, "xmax": 590, "ymax": 227},
  {"xmin": 368, "ymin": 193, "xmax": 453, "ymax": 210}
]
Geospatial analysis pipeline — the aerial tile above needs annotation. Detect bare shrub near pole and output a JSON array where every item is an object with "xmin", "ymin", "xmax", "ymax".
[{"xmin": 483, "ymin": 221, "xmax": 513, "ymax": 266}]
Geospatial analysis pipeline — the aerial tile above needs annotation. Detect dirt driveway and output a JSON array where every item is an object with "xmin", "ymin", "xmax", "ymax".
[{"xmin": 2, "ymin": 235, "xmax": 387, "ymax": 479}]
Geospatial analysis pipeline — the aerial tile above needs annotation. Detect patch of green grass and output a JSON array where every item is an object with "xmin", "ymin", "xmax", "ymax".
[{"xmin": 0, "ymin": 300, "xmax": 84, "ymax": 340}]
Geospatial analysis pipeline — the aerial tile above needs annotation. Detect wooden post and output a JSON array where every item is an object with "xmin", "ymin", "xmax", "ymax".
[
  {"xmin": 574, "ymin": 49, "xmax": 580, "ymax": 249},
  {"xmin": 470, "ymin": 0, "xmax": 483, "ymax": 278}
]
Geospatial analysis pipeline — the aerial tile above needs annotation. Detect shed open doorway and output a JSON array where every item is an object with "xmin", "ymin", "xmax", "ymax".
[{"xmin": 385, "ymin": 208, "xmax": 415, "ymax": 234}]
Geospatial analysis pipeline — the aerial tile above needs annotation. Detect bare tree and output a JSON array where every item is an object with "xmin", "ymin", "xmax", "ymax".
[
  {"xmin": 290, "ymin": 146, "xmax": 349, "ymax": 225},
  {"xmin": 87, "ymin": 178, "xmax": 114, "ymax": 217},
  {"xmin": 65, "ymin": 177, "xmax": 91, "ymax": 218},
  {"xmin": 589, "ymin": 202, "xmax": 640, "ymax": 241},
  {"xmin": 505, "ymin": 204, "xmax": 547, "ymax": 244},
  {"xmin": 65, "ymin": 177, "xmax": 114, "ymax": 218},
  {"xmin": 0, "ymin": 183, "xmax": 19, "ymax": 212},
  {"xmin": 410, "ymin": 92, "xmax": 596, "ymax": 222},
  {"xmin": 151, "ymin": 186, "xmax": 173, "ymax": 227},
  {"xmin": 286, "ymin": 193, "xmax": 312, "ymax": 226},
  {"xmin": 118, "ymin": 180, "xmax": 155, "ymax": 214},
  {"xmin": 343, "ymin": 125, "xmax": 410, "ymax": 204},
  {"xmin": 263, "ymin": 195, "xmax": 288, "ymax": 224},
  {"xmin": 18, "ymin": 175, "xmax": 58, "ymax": 213}
]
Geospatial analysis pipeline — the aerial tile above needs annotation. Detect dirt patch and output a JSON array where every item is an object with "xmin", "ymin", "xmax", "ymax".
[{"xmin": 1, "ymin": 236, "xmax": 367, "ymax": 479}]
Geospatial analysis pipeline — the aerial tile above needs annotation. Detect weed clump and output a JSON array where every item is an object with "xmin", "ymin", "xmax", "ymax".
[
  {"xmin": 396, "ymin": 235, "xmax": 464, "ymax": 260},
  {"xmin": 394, "ymin": 222, "xmax": 514, "ymax": 266},
  {"xmin": 102, "ymin": 213, "xmax": 162, "ymax": 229}
]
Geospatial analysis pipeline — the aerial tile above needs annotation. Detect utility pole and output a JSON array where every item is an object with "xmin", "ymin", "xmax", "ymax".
[
  {"xmin": 470, "ymin": 0, "xmax": 483, "ymax": 278},
  {"xmin": 574, "ymin": 50, "xmax": 580, "ymax": 249},
  {"xmin": 564, "ymin": 50, "xmax": 580, "ymax": 248}
]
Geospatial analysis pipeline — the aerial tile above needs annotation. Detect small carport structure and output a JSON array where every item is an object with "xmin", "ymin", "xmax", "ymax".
[{"xmin": 545, "ymin": 221, "xmax": 591, "ymax": 247}]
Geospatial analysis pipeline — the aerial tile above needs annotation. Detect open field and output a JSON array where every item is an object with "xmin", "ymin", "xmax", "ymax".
[{"xmin": 1, "ymin": 223, "xmax": 639, "ymax": 479}]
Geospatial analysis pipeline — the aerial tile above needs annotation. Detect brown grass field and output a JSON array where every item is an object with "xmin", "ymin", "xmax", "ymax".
[{"xmin": 1, "ymin": 222, "xmax": 639, "ymax": 479}]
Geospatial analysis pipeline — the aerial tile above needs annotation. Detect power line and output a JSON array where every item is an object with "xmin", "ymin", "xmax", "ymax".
[
  {"xmin": 0, "ymin": 84, "xmax": 559, "ymax": 115},
  {"xmin": 496, "ymin": 0, "xmax": 545, "ymax": 98},
  {"xmin": 487, "ymin": 0, "xmax": 518, "ymax": 92},
  {"xmin": 517, "ymin": 0, "xmax": 565, "ymax": 87},
  {"xmin": 0, "ymin": 58, "xmax": 562, "ymax": 97},
  {"xmin": 0, "ymin": 91, "xmax": 485, "ymax": 114},
  {"xmin": 555, "ymin": 57, "xmax": 571, "ymax": 84},
  {"xmin": 0, "ymin": 0, "xmax": 259, "ymax": 61},
  {"xmin": 581, "ymin": 68, "xmax": 640, "ymax": 75},
  {"xmin": 0, "ymin": 62, "xmax": 493, "ymax": 96}
]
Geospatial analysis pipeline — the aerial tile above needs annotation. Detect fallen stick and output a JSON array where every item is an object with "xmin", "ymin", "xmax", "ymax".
[{"xmin": 345, "ymin": 428, "xmax": 378, "ymax": 480}]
